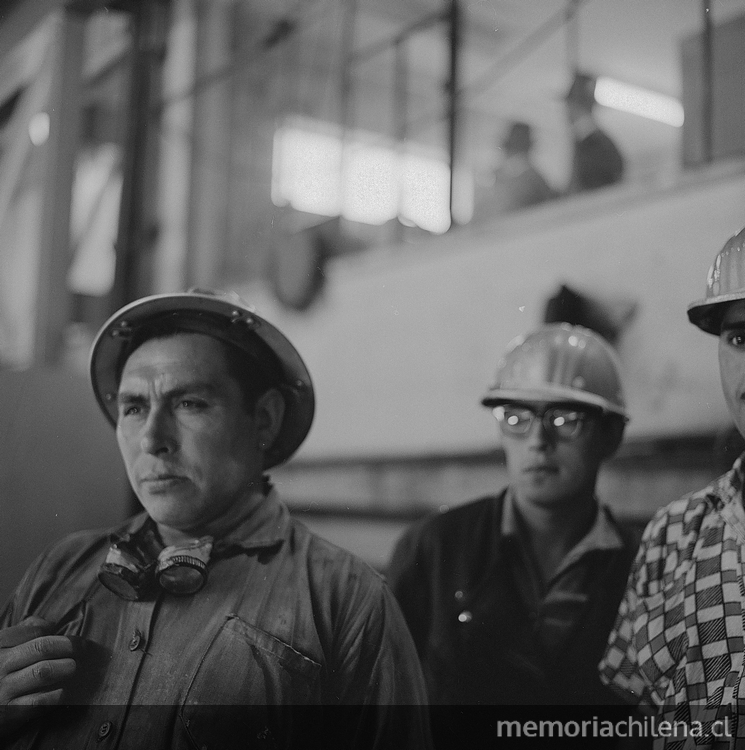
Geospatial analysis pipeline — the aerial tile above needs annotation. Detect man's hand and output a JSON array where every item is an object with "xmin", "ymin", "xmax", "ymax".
[{"xmin": 0, "ymin": 617, "xmax": 77, "ymax": 737}]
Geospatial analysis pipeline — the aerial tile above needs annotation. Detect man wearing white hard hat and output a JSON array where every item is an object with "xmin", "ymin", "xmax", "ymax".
[
  {"xmin": 0, "ymin": 290, "xmax": 431, "ymax": 749},
  {"xmin": 601, "ymin": 228, "xmax": 745, "ymax": 745},
  {"xmin": 387, "ymin": 323, "xmax": 637, "ymax": 712}
]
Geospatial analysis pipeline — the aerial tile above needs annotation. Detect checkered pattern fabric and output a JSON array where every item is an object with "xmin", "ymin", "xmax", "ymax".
[{"xmin": 600, "ymin": 455, "xmax": 745, "ymax": 748}]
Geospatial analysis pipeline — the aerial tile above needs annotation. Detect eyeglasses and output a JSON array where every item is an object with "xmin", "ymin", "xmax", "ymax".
[{"xmin": 492, "ymin": 404, "xmax": 596, "ymax": 441}]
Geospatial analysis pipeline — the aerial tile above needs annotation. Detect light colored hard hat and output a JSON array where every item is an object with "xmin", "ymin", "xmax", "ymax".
[
  {"xmin": 687, "ymin": 227, "xmax": 745, "ymax": 335},
  {"xmin": 89, "ymin": 289, "xmax": 314, "ymax": 469},
  {"xmin": 481, "ymin": 323, "xmax": 627, "ymax": 418}
]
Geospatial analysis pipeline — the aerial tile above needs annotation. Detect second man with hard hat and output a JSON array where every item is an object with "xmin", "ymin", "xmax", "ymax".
[{"xmin": 387, "ymin": 323, "xmax": 638, "ymax": 709}]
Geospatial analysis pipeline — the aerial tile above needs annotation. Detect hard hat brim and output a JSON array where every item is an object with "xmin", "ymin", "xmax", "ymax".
[
  {"xmin": 481, "ymin": 385, "xmax": 627, "ymax": 418},
  {"xmin": 89, "ymin": 292, "xmax": 315, "ymax": 469},
  {"xmin": 687, "ymin": 293, "xmax": 745, "ymax": 336}
]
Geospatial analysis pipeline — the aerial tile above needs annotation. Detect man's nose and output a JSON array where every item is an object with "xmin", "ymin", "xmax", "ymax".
[
  {"xmin": 140, "ymin": 407, "xmax": 175, "ymax": 455},
  {"xmin": 525, "ymin": 413, "xmax": 553, "ymax": 447}
]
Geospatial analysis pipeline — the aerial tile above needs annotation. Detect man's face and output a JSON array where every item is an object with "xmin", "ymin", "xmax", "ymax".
[
  {"xmin": 116, "ymin": 333, "xmax": 265, "ymax": 538},
  {"xmin": 497, "ymin": 401, "xmax": 612, "ymax": 511},
  {"xmin": 719, "ymin": 300, "xmax": 745, "ymax": 437}
]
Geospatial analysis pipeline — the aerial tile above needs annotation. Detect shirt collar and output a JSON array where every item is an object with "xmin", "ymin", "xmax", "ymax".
[
  {"xmin": 127, "ymin": 488, "xmax": 291, "ymax": 556},
  {"xmin": 710, "ymin": 452, "xmax": 745, "ymax": 511},
  {"xmin": 708, "ymin": 453, "xmax": 745, "ymax": 544},
  {"xmin": 501, "ymin": 487, "xmax": 625, "ymax": 559},
  {"xmin": 500, "ymin": 488, "xmax": 522, "ymax": 539},
  {"xmin": 214, "ymin": 488, "xmax": 290, "ymax": 555}
]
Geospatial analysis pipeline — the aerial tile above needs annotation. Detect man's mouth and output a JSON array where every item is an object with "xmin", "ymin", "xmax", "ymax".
[
  {"xmin": 524, "ymin": 465, "xmax": 558, "ymax": 474},
  {"xmin": 140, "ymin": 473, "xmax": 187, "ymax": 490}
]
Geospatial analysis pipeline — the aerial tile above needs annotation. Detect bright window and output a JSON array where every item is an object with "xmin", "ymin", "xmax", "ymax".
[
  {"xmin": 272, "ymin": 116, "xmax": 452, "ymax": 234},
  {"xmin": 271, "ymin": 126, "xmax": 342, "ymax": 217}
]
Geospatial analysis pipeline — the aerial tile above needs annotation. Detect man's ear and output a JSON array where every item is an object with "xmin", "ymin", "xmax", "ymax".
[{"xmin": 254, "ymin": 388, "xmax": 286, "ymax": 452}]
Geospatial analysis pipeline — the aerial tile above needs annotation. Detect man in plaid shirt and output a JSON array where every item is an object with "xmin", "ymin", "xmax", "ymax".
[{"xmin": 600, "ymin": 227, "xmax": 745, "ymax": 748}]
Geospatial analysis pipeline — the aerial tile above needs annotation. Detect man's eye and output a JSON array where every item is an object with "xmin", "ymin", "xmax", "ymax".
[
  {"xmin": 506, "ymin": 414, "xmax": 525, "ymax": 426},
  {"xmin": 177, "ymin": 399, "xmax": 205, "ymax": 410},
  {"xmin": 725, "ymin": 332, "xmax": 745, "ymax": 347},
  {"xmin": 553, "ymin": 412, "xmax": 581, "ymax": 425},
  {"xmin": 120, "ymin": 404, "xmax": 141, "ymax": 417}
]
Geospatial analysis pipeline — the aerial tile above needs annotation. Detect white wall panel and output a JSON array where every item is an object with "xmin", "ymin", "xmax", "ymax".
[{"xmin": 242, "ymin": 162, "xmax": 745, "ymax": 461}]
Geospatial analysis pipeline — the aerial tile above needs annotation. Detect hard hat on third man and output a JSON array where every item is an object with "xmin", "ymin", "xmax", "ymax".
[
  {"xmin": 481, "ymin": 323, "xmax": 627, "ymax": 418},
  {"xmin": 688, "ymin": 227, "xmax": 745, "ymax": 335}
]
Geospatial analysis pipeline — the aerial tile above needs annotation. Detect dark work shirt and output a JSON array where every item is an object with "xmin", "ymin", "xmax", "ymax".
[
  {"xmin": 387, "ymin": 490, "xmax": 637, "ymax": 707},
  {"xmin": 501, "ymin": 490, "xmax": 625, "ymax": 654}
]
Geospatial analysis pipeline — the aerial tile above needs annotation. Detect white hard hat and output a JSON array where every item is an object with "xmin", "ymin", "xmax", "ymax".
[
  {"xmin": 481, "ymin": 323, "xmax": 627, "ymax": 418},
  {"xmin": 89, "ymin": 289, "xmax": 314, "ymax": 468}
]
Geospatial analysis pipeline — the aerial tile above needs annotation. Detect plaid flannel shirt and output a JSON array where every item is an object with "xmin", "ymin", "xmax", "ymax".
[{"xmin": 600, "ymin": 454, "xmax": 745, "ymax": 749}]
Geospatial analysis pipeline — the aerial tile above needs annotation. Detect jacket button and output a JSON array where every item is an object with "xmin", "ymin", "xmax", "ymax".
[
  {"xmin": 97, "ymin": 721, "xmax": 112, "ymax": 739},
  {"xmin": 454, "ymin": 590, "xmax": 465, "ymax": 601},
  {"xmin": 458, "ymin": 610, "xmax": 472, "ymax": 623},
  {"xmin": 129, "ymin": 631, "xmax": 142, "ymax": 651}
]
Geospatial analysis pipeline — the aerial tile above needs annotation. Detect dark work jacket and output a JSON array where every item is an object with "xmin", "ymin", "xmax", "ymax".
[
  {"xmin": 1, "ymin": 495, "xmax": 431, "ymax": 750},
  {"xmin": 386, "ymin": 492, "xmax": 639, "ymax": 706},
  {"xmin": 570, "ymin": 127, "xmax": 625, "ymax": 192}
]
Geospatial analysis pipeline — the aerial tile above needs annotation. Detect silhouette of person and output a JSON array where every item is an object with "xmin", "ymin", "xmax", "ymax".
[
  {"xmin": 565, "ymin": 72, "xmax": 624, "ymax": 193},
  {"xmin": 472, "ymin": 120, "xmax": 556, "ymax": 222}
]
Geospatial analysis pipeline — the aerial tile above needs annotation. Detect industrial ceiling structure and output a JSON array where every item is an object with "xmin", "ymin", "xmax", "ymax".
[{"xmin": 314, "ymin": 0, "xmax": 745, "ymax": 186}]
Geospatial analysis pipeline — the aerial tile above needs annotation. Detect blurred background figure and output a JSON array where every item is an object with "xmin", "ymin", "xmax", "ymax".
[
  {"xmin": 471, "ymin": 120, "xmax": 556, "ymax": 222},
  {"xmin": 565, "ymin": 71, "xmax": 625, "ymax": 193}
]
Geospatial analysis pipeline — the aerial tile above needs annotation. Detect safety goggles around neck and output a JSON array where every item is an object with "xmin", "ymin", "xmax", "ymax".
[{"xmin": 492, "ymin": 403, "xmax": 598, "ymax": 441}]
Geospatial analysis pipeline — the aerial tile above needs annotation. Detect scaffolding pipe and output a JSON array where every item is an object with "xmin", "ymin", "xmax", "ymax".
[
  {"xmin": 33, "ymin": 9, "xmax": 85, "ymax": 366},
  {"xmin": 701, "ymin": 0, "xmax": 714, "ymax": 163},
  {"xmin": 565, "ymin": 0, "xmax": 580, "ymax": 73},
  {"xmin": 111, "ymin": 0, "xmax": 169, "ymax": 311},
  {"xmin": 338, "ymin": 0, "xmax": 357, "ymax": 206},
  {"xmin": 446, "ymin": 0, "xmax": 460, "ymax": 227},
  {"xmin": 393, "ymin": 38, "xmax": 408, "ymax": 238}
]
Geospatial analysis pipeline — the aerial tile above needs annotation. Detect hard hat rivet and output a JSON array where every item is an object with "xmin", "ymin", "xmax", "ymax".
[
  {"xmin": 111, "ymin": 320, "xmax": 132, "ymax": 339},
  {"xmin": 230, "ymin": 312, "xmax": 257, "ymax": 329},
  {"xmin": 105, "ymin": 392, "xmax": 116, "ymax": 402}
]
